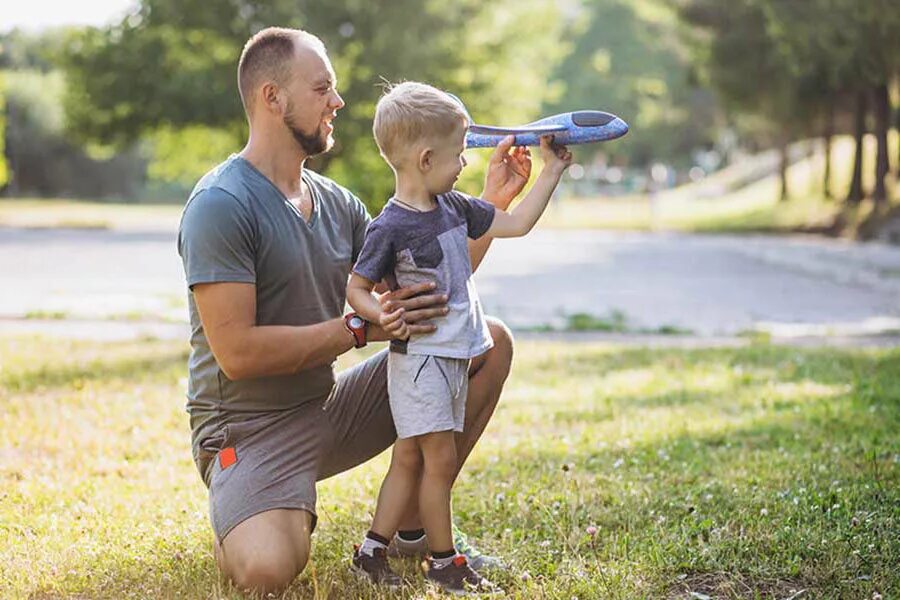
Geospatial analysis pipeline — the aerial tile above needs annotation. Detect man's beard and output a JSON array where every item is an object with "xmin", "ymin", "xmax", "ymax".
[{"xmin": 284, "ymin": 101, "xmax": 331, "ymax": 156}]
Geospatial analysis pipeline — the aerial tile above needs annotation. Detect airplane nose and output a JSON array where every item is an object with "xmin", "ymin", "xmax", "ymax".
[{"xmin": 610, "ymin": 116, "xmax": 629, "ymax": 138}]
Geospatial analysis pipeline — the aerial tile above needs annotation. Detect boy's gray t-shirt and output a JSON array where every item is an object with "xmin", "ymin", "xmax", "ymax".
[
  {"xmin": 353, "ymin": 191, "xmax": 495, "ymax": 358},
  {"xmin": 177, "ymin": 155, "xmax": 370, "ymax": 461}
]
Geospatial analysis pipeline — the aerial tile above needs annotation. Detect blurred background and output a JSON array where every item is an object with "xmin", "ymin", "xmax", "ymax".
[{"xmin": 1, "ymin": 0, "xmax": 899, "ymax": 339}]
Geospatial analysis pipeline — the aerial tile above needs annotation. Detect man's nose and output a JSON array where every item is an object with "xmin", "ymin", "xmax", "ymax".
[
  {"xmin": 461, "ymin": 156, "xmax": 467, "ymax": 167},
  {"xmin": 331, "ymin": 90, "xmax": 345, "ymax": 110}
]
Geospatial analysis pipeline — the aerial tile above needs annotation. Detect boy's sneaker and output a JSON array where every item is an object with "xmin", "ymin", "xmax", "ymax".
[
  {"xmin": 388, "ymin": 525, "xmax": 506, "ymax": 573},
  {"xmin": 424, "ymin": 555, "xmax": 501, "ymax": 595},
  {"xmin": 351, "ymin": 545, "xmax": 402, "ymax": 588}
]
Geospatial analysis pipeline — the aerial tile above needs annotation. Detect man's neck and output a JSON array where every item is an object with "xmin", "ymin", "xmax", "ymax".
[
  {"xmin": 393, "ymin": 173, "xmax": 436, "ymax": 211},
  {"xmin": 240, "ymin": 128, "xmax": 308, "ymax": 197}
]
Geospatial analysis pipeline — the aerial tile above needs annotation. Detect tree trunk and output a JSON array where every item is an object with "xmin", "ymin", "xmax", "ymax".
[
  {"xmin": 845, "ymin": 89, "xmax": 867, "ymax": 205},
  {"xmin": 779, "ymin": 137, "xmax": 789, "ymax": 202},
  {"xmin": 823, "ymin": 102, "xmax": 833, "ymax": 200},
  {"xmin": 872, "ymin": 82, "xmax": 890, "ymax": 205}
]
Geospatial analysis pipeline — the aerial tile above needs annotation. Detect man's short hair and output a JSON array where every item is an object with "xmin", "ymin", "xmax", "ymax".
[
  {"xmin": 237, "ymin": 27, "xmax": 324, "ymax": 113},
  {"xmin": 373, "ymin": 81, "xmax": 469, "ymax": 168}
]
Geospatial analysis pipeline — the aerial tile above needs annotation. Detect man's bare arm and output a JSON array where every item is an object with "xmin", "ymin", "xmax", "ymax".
[{"xmin": 193, "ymin": 282, "xmax": 356, "ymax": 380}]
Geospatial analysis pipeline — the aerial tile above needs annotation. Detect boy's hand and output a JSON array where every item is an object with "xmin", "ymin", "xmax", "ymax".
[
  {"xmin": 539, "ymin": 135, "xmax": 573, "ymax": 177},
  {"xmin": 378, "ymin": 306, "xmax": 410, "ymax": 340}
]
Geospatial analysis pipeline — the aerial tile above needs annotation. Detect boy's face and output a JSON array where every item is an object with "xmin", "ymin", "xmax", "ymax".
[{"xmin": 425, "ymin": 122, "xmax": 468, "ymax": 194}]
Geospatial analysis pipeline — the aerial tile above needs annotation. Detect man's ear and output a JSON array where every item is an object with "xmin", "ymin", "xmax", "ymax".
[
  {"xmin": 261, "ymin": 82, "xmax": 284, "ymax": 115},
  {"xmin": 419, "ymin": 147, "xmax": 433, "ymax": 172}
]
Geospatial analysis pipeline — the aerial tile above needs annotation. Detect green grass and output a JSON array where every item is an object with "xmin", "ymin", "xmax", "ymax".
[{"xmin": 1, "ymin": 336, "xmax": 898, "ymax": 599}]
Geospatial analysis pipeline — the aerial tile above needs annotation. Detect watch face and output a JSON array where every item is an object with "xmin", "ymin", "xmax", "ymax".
[{"xmin": 349, "ymin": 316, "xmax": 364, "ymax": 329}]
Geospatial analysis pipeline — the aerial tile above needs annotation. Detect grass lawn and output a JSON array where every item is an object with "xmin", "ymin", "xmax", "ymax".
[{"xmin": 1, "ymin": 335, "xmax": 897, "ymax": 599}]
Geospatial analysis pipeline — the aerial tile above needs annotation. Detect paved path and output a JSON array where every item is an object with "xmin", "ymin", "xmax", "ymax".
[{"xmin": 3, "ymin": 226, "xmax": 899, "ymax": 342}]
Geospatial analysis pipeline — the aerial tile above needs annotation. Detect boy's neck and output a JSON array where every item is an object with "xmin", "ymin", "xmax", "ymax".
[{"xmin": 393, "ymin": 174, "xmax": 437, "ymax": 211}]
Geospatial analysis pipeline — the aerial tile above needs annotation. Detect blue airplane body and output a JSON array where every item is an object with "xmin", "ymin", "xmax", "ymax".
[{"xmin": 464, "ymin": 110, "xmax": 629, "ymax": 148}]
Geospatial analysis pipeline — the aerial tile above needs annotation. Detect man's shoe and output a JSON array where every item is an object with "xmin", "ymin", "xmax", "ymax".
[
  {"xmin": 424, "ymin": 555, "xmax": 501, "ymax": 595},
  {"xmin": 350, "ymin": 545, "xmax": 402, "ymax": 587},
  {"xmin": 452, "ymin": 524, "xmax": 506, "ymax": 572}
]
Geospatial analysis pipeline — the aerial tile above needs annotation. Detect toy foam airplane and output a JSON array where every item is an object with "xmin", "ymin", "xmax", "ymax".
[
  {"xmin": 447, "ymin": 94, "xmax": 629, "ymax": 148},
  {"xmin": 466, "ymin": 110, "xmax": 629, "ymax": 148}
]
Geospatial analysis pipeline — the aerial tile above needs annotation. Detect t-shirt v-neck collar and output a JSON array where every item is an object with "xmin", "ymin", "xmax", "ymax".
[{"xmin": 236, "ymin": 154, "xmax": 320, "ymax": 228}]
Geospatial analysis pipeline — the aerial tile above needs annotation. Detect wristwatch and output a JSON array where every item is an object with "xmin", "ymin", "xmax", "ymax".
[{"xmin": 344, "ymin": 312, "xmax": 368, "ymax": 348}]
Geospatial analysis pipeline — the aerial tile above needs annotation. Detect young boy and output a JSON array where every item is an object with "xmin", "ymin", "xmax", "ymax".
[{"xmin": 347, "ymin": 81, "xmax": 571, "ymax": 593}]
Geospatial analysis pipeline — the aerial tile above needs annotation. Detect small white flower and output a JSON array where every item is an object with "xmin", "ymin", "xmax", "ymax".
[
  {"xmin": 760, "ymin": 508, "xmax": 768, "ymax": 516},
  {"xmin": 613, "ymin": 458, "xmax": 624, "ymax": 469}
]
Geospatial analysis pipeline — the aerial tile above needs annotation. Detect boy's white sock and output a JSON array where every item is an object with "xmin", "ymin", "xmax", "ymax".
[{"xmin": 359, "ymin": 530, "xmax": 390, "ymax": 557}]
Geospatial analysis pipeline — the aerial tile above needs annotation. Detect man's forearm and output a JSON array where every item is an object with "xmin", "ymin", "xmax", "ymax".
[{"xmin": 223, "ymin": 318, "xmax": 355, "ymax": 380}]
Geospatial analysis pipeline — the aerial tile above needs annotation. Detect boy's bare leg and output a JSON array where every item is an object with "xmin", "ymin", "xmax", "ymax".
[
  {"xmin": 369, "ymin": 437, "xmax": 422, "ymax": 538},
  {"xmin": 397, "ymin": 319, "xmax": 513, "ymax": 531},
  {"xmin": 417, "ymin": 430, "xmax": 459, "ymax": 553}
]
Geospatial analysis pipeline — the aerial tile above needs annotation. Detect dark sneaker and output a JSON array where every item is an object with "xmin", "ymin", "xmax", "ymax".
[
  {"xmin": 452, "ymin": 524, "xmax": 506, "ymax": 572},
  {"xmin": 351, "ymin": 545, "xmax": 402, "ymax": 588},
  {"xmin": 424, "ymin": 555, "xmax": 501, "ymax": 595}
]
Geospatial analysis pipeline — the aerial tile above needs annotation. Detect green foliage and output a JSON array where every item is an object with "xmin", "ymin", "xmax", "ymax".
[
  {"xmin": 544, "ymin": 0, "xmax": 719, "ymax": 168},
  {"xmin": 60, "ymin": 0, "xmax": 566, "ymax": 211},
  {"xmin": 0, "ymin": 74, "xmax": 7, "ymax": 189}
]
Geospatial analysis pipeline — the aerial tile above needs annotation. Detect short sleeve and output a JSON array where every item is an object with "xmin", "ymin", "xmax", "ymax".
[
  {"xmin": 351, "ymin": 219, "xmax": 394, "ymax": 284},
  {"xmin": 177, "ymin": 187, "xmax": 257, "ymax": 289},
  {"xmin": 443, "ymin": 191, "xmax": 496, "ymax": 240}
]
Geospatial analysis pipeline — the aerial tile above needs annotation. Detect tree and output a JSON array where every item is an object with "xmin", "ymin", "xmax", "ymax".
[{"xmin": 60, "ymin": 0, "xmax": 565, "ymax": 209}]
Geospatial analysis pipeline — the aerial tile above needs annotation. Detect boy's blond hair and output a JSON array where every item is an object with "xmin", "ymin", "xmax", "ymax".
[{"xmin": 373, "ymin": 82, "xmax": 469, "ymax": 168}]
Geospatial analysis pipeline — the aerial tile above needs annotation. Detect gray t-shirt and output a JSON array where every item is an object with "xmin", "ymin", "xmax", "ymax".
[
  {"xmin": 353, "ymin": 191, "xmax": 495, "ymax": 359},
  {"xmin": 177, "ymin": 155, "xmax": 370, "ymax": 460}
]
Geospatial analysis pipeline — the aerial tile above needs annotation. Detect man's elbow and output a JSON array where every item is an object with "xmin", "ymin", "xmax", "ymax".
[{"xmin": 217, "ymin": 351, "xmax": 257, "ymax": 381}]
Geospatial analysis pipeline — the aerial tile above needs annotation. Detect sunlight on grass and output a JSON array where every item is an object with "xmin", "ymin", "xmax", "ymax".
[{"xmin": 1, "ymin": 337, "xmax": 897, "ymax": 598}]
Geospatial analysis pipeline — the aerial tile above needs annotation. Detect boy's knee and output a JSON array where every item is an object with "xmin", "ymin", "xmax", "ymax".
[
  {"xmin": 422, "ymin": 437, "xmax": 458, "ymax": 479},
  {"xmin": 485, "ymin": 317, "xmax": 514, "ymax": 371},
  {"xmin": 393, "ymin": 441, "xmax": 423, "ymax": 472}
]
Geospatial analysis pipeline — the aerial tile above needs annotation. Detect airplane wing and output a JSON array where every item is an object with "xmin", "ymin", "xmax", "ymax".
[{"xmin": 467, "ymin": 123, "xmax": 567, "ymax": 136}]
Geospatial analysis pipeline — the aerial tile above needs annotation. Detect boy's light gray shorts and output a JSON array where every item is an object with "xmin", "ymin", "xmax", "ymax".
[{"xmin": 387, "ymin": 352, "xmax": 470, "ymax": 439}]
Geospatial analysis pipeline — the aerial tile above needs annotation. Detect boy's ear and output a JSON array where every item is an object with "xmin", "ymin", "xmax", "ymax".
[{"xmin": 418, "ymin": 147, "xmax": 433, "ymax": 172}]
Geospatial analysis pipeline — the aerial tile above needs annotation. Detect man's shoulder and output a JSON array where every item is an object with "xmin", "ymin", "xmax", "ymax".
[{"xmin": 188, "ymin": 156, "xmax": 251, "ymax": 203}]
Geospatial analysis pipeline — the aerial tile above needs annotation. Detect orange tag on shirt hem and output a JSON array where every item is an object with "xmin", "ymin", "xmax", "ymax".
[{"xmin": 219, "ymin": 447, "xmax": 237, "ymax": 470}]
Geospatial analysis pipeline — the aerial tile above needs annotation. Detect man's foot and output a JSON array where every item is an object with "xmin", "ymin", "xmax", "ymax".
[
  {"xmin": 452, "ymin": 524, "xmax": 506, "ymax": 572},
  {"xmin": 389, "ymin": 525, "xmax": 506, "ymax": 573},
  {"xmin": 351, "ymin": 545, "xmax": 402, "ymax": 587},
  {"xmin": 424, "ymin": 555, "xmax": 501, "ymax": 595}
]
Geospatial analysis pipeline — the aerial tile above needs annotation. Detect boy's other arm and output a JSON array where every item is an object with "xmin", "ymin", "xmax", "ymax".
[
  {"xmin": 486, "ymin": 136, "xmax": 572, "ymax": 239},
  {"xmin": 347, "ymin": 273, "xmax": 410, "ymax": 341}
]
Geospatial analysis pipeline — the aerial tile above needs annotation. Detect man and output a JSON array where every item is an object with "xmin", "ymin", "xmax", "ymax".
[{"xmin": 177, "ymin": 27, "xmax": 531, "ymax": 595}]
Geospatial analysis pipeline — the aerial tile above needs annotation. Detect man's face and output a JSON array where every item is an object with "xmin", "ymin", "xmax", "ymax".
[{"xmin": 280, "ymin": 45, "xmax": 345, "ymax": 156}]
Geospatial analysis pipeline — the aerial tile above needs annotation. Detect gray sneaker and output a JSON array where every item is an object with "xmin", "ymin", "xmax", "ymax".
[
  {"xmin": 351, "ymin": 545, "xmax": 402, "ymax": 588},
  {"xmin": 424, "ymin": 555, "xmax": 501, "ymax": 595},
  {"xmin": 388, "ymin": 525, "xmax": 506, "ymax": 573},
  {"xmin": 452, "ymin": 524, "xmax": 506, "ymax": 572}
]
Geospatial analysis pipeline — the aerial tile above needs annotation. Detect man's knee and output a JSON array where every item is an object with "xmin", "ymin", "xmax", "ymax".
[
  {"xmin": 217, "ymin": 509, "xmax": 312, "ymax": 596},
  {"xmin": 487, "ymin": 317, "xmax": 514, "ymax": 364},
  {"xmin": 228, "ymin": 548, "xmax": 306, "ymax": 596}
]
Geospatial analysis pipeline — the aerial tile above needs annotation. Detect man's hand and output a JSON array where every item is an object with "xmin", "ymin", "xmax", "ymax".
[
  {"xmin": 482, "ymin": 135, "xmax": 532, "ymax": 210},
  {"xmin": 369, "ymin": 282, "xmax": 448, "ymax": 341}
]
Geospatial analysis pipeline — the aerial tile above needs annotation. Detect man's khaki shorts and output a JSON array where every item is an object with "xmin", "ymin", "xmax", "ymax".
[{"xmin": 197, "ymin": 349, "xmax": 396, "ymax": 542}]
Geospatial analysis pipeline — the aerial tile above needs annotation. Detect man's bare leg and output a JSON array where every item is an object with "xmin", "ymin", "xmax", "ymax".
[
  {"xmin": 397, "ymin": 318, "xmax": 514, "ymax": 531},
  {"xmin": 214, "ymin": 508, "xmax": 313, "ymax": 597}
]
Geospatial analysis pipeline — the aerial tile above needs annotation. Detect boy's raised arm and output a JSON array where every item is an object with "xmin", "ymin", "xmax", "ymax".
[{"xmin": 487, "ymin": 136, "xmax": 572, "ymax": 239}]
